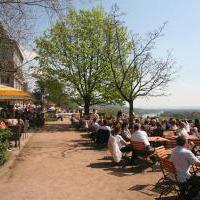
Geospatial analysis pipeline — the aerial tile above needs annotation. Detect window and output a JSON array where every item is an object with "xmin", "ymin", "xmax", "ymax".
[{"xmin": 1, "ymin": 76, "xmax": 10, "ymax": 85}]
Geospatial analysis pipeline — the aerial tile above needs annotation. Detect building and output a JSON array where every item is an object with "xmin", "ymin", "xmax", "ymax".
[{"xmin": 0, "ymin": 23, "xmax": 27, "ymax": 91}]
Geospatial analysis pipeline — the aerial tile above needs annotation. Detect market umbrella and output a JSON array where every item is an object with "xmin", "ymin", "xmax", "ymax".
[{"xmin": 0, "ymin": 84, "xmax": 32, "ymax": 101}]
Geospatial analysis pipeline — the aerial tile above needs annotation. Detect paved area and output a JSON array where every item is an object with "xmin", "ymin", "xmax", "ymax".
[{"xmin": 0, "ymin": 119, "xmax": 163, "ymax": 200}]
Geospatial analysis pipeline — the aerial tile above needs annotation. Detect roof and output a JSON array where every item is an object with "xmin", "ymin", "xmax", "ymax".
[{"xmin": 0, "ymin": 84, "xmax": 32, "ymax": 101}]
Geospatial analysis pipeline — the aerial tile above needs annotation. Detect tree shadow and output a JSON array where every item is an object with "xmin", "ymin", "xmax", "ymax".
[
  {"xmin": 154, "ymin": 196, "xmax": 177, "ymax": 200},
  {"xmin": 68, "ymin": 137, "xmax": 109, "ymax": 151},
  {"xmin": 42, "ymin": 123, "xmax": 76, "ymax": 132},
  {"xmin": 87, "ymin": 157, "xmax": 154, "ymax": 177}
]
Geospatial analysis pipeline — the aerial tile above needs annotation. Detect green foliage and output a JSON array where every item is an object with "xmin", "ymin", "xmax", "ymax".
[
  {"xmin": 35, "ymin": 6, "xmax": 127, "ymax": 113},
  {"xmin": 160, "ymin": 111, "xmax": 200, "ymax": 121},
  {"xmin": 98, "ymin": 107, "xmax": 120, "ymax": 116},
  {"xmin": 33, "ymin": 78, "xmax": 69, "ymax": 106},
  {"xmin": 45, "ymin": 112, "xmax": 57, "ymax": 122},
  {"xmin": 0, "ymin": 128, "xmax": 12, "ymax": 165}
]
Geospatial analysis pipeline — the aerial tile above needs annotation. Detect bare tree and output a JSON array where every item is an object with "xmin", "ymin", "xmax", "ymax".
[
  {"xmin": 106, "ymin": 11, "xmax": 177, "ymax": 125},
  {"xmin": 0, "ymin": 0, "xmax": 73, "ymax": 42},
  {"xmin": 0, "ymin": 0, "xmax": 74, "ymax": 89}
]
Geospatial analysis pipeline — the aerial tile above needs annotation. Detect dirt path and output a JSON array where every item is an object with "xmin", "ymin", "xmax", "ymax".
[{"xmin": 0, "ymin": 119, "xmax": 162, "ymax": 200}]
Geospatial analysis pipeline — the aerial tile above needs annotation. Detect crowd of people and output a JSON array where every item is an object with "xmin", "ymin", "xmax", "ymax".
[
  {"xmin": 71, "ymin": 109, "xmax": 200, "ymax": 199},
  {"xmin": 0, "ymin": 104, "xmax": 45, "ymax": 128}
]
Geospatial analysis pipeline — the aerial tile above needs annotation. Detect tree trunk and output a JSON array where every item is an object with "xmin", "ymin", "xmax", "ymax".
[
  {"xmin": 129, "ymin": 100, "xmax": 134, "ymax": 127},
  {"xmin": 84, "ymin": 98, "xmax": 90, "ymax": 116}
]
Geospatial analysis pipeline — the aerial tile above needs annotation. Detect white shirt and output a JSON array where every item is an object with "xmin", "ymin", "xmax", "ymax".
[
  {"xmin": 115, "ymin": 135, "xmax": 126, "ymax": 150},
  {"xmin": 185, "ymin": 122, "xmax": 190, "ymax": 133},
  {"xmin": 108, "ymin": 134, "xmax": 122, "ymax": 163},
  {"xmin": 131, "ymin": 130, "xmax": 150, "ymax": 146},
  {"xmin": 170, "ymin": 146, "xmax": 200, "ymax": 182}
]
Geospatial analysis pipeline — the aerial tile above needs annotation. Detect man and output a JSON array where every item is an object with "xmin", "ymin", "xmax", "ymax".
[
  {"xmin": 91, "ymin": 117, "xmax": 100, "ymax": 132},
  {"xmin": 130, "ymin": 123, "xmax": 155, "ymax": 164},
  {"xmin": 98, "ymin": 119, "xmax": 112, "ymax": 132},
  {"xmin": 131, "ymin": 123, "xmax": 151, "ymax": 148},
  {"xmin": 176, "ymin": 121, "xmax": 188, "ymax": 137},
  {"xmin": 170, "ymin": 136, "xmax": 200, "ymax": 199},
  {"xmin": 90, "ymin": 109, "xmax": 99, "ymax": 121}
]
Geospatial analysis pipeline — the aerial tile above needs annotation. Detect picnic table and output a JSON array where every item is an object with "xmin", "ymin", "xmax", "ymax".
[
  {"xmin": 148, "ymin": 136, "xmax": 170, "ymax": 147},
  {"xmin": 165, "ymin": 135, "xmax": 200, "ymax": 141},
  {"xmin": 148, "ymin": 136, "xmax": 170, "ymax": 142}
]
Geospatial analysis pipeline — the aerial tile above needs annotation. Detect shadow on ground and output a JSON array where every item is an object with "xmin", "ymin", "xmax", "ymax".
[
  {"xmin": 88, "ymin": 159, "xmax": 155, "ymax": 176},
  {"xmin": 128, "ymin": 184, "xmax": 178, "ymax": 199},
  {"xmin": 43, "ymin": 123, "xmax": 76, "ymax": 132}
]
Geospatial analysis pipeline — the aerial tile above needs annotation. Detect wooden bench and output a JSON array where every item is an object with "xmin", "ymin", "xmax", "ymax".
[{"xmin": 130, "ymin": 141, "xmax": 150, "ymax": 161}]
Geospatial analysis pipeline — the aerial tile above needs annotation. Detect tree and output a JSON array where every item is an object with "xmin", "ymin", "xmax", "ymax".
[
  {"xmin": 35, "ymin": 7, "xmax": 125, "ymax": 115},
  {"xmin": 0, "ymin": 0, "xmax": 72, "ymax": 42},
  {"xmin": 105, "ymin": 10, "xmax": 177, "ymax": 125},
  {"xmin": 34, "ymin": 78, "xmax": 66, "ymax": 106}
]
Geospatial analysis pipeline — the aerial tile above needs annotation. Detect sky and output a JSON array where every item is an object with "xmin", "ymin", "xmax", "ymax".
[{"xmin": 31, "ymin": 0, "xmax": 200, "ymax": 109}]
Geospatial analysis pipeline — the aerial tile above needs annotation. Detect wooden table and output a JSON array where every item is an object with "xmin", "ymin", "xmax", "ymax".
[
  {"xmin": 148, "ymin": 136, "xmax": 170, "ymax": 142},
  {"xmin": 165, "ymin": 135, "xmax": 200, "ymax": 141}
]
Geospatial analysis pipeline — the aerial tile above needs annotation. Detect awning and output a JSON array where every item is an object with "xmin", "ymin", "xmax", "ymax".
[{"xmin": 0, "ymin": 84, "xmax": 32, "ymax": 101}]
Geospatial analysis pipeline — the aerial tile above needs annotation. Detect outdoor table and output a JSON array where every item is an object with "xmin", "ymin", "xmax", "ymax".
[
  {"xmin": 148, "ymin": 136, "xmax": 170, "ymax": 147},
  {"xmin": 148, "ymin": 136, "xmax": 170, "ymax": 142},
  {"xmin": 187, "ymin": 135, "xmax": 200, "ymax": 141},
  {"xmin": 165, "ymin": 135, "xmax": 200, "ymax": 141}
]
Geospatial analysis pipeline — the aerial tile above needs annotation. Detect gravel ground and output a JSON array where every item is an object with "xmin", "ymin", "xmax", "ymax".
[{"xmin": 0, "ymin": 119, "xmax": 164, "ymax": 200}]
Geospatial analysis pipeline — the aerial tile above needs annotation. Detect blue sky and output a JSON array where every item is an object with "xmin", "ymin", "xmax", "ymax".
[{"xmin": 33, "ymin": 0, "xmax": 200, "ymax": 109}]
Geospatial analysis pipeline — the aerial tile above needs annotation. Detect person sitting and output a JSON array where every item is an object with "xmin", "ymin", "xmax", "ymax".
[
  {"xmin": 90, "ymin": 117, "xmax": 99, "ymax": 141},
  {"xmin": 130, "ymin": 123, "xmax": 156, "ymax": 164},
  {"xmin": 91, "ymin": 117, "xmax": 99, "ymax": 132},
  {"xmin": 98, "ymin": 115, "xmax": 104, "ymax": 126},
  {"xmin": 170, "ymin": 136, "xmax": 200, "ymax": 199},
  {"xmin": 70, "ymin": 114, "xmax": 80, "ymax": 128},
  {"xmin": 194, "ymin": 119, "xmax": 200, "ymax": 133},
  {"xmin": 176, "ymin": 121, "xmax": 189, "ymax": 137},
  {"xmin": 98, "ymin": 119, "xmax": 112, "ymax": 132},
  {"xmin": 112, "ymin": 126, "xmax": 132, "ymax": 153},
  {"xmin": 90, "ymin": 109, "xmax": 99, "ymax": 121},
  {"xmin": 152, "ymin": 122, "xmax": 164, "ymax": 137},
  {"xmin": 130, "ymin": 123, "xmax": 151, "ymax": 149},
  {"xmin": 184, "ymin": 119, "xmax": 191, "ymax": 133},
  {"xmin": 120, "ymin": 122, "xmax": 131, "ymax": 142},
  {"xmin": 170, "ymin": 119, "xmax": 178, "ymax": 131}
]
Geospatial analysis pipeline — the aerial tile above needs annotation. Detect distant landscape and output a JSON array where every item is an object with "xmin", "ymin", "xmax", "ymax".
[
  {"xmin": 136, "ymin": 108, "xmax": 200, "ymax": 120},
  {"xmin": 95, "ymin": 104, "xmax": 200, "ymax": 120}
]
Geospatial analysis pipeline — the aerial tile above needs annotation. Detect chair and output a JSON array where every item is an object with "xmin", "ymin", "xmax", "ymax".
[
  {"xmin": 158, "ymin": 158, "xmax": 187, "ymax": 199},
  {"xmin": 155, "ymin": 146, "xmax": 169, "ymax": 159},
  {"xmin": 8, "ymin": 125, "xmax": 21, "ymax": 149},
  {"xmin": 191, "ymin": 140, "xmax": 200, "ymax": 156},
  {"xmin": 154, "ymin": 146, "xmax": 171, "ymax": 186},
  {"xmin": 130, "ymin": 141, "xmax": 150, "ymax": 161},
  {"xmin": 189, "ymin": 140, "xmax": 200, "ymax": 175}
]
